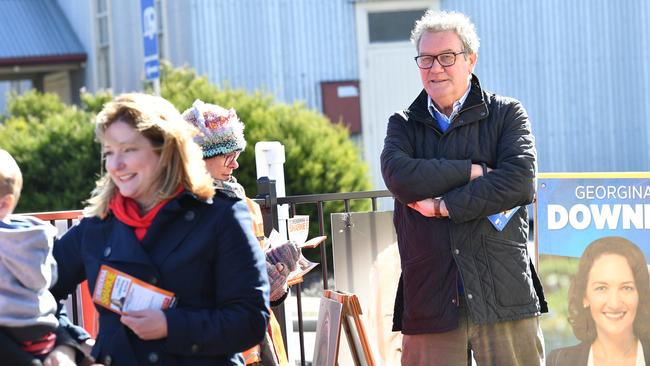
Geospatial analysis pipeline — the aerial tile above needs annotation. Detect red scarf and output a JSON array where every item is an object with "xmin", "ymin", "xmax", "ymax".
[{"xmin": 108, "ymin": 187, "xmax": 183, "ymax": 241}]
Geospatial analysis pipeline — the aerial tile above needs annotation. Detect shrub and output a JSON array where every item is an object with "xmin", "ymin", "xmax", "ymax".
[{"xmin": 0, "ymin": 91, "xmax": 101, "ymax": 212}]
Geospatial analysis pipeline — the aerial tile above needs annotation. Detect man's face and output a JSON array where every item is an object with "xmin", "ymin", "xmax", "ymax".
[{"xmin": 418, "ymin": 31, "xmax": 476, "ymax": 112}]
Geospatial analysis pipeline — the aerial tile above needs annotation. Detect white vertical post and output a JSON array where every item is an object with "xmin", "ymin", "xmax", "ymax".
[{"xmin": 254, "ymin": 141, "xmax": 297, "ymax": 364}]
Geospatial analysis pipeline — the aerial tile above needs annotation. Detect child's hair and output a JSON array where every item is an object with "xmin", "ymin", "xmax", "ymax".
[{"xmin": 0, "ymin": 149, "xmax": 22, "ymax": 211}]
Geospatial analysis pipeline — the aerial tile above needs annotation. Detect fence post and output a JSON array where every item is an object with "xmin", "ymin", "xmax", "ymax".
[
  {"xmin": 256, "ymin": 176, "xmax": 297, "ymax": 364},
  {"xmin": 254, "ymin": 141, "xmax": 289, "ymax": 240},
  {"xmin": 256, "ymin": 177, "xmax": 279, "ymax": 237}
]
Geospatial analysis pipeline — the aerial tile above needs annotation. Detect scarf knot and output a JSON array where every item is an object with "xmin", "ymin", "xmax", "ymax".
[{"xmin": 108, "ymin": 187, "xmax": 183, "ymax": 241}]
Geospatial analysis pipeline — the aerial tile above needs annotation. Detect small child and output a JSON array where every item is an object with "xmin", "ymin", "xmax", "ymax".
[{"xmin": 0, "ymin": 149, "xmax": 59, "ymax": 365}]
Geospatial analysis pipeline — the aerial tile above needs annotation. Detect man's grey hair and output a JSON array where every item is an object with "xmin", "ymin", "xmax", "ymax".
[{"xmin": 411, "ymin": 10, "xmax": 480, "ymax": 54}]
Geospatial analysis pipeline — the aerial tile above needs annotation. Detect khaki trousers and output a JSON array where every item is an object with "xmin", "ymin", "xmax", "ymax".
[{"xmin": 401, "ymin": 299, "xmax": 544, "ymax": 366}]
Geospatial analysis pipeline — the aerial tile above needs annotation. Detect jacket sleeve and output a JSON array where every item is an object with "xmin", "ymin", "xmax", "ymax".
[
  {"xmin": 164, "ymin": 201, "xmax": 270, "ymax": 356},
  {"xmin": 50, "ymin": 222, "xmax": 92, "ymax": 362},
  {"xmin": 444, "ymin": 100, "xmax": 537, "ymax": 223},
  {"xmin": 381, "ymin": 112, "xmax": 472, "ymax": 204},
  {"xmin": 50, "ymin": 221, "xmax": 88, "ymax": 301}
]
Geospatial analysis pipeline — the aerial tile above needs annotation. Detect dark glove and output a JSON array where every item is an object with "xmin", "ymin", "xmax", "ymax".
[
  {"xmin": 267, "ymin": 262, "xmax": 290, "ymax": 302},
  {"xmin": 266, "ymin": 241, "xmax": 300, "ymax": 272}
]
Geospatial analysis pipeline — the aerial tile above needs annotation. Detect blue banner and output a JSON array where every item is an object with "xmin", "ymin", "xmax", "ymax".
[
  {"xmin": 536, "ymin": 172, "xmax": 650, "ymax": 355},
  {"xmin": 537, "ymin": 173, "xmax": 650, "ymax": 260},
  {"xmin": 140, "ymin": 0, "xmax": 159, "ymax": 80}
]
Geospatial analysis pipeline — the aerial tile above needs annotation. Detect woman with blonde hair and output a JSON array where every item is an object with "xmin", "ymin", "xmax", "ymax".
[{"xmin": 49, "ymin": 93, "xmax": 269, "ymax": 365}]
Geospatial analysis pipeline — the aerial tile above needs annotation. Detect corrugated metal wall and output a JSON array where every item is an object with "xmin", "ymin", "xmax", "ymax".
[
  {"xmin": 186, "ymin": 0, "xmax": 359, "ymax": 111},
  {"xmin": 110, "ymin": 0, "xmax": 148, "ymax": 94},
  {"xmin": 181, "ymin": 0, "xmax": 650, "ymax": 174},
  {"xmin": 442, "ymin": 0, "xmax": 650, "ymax": 173},
  {"xmin": 59, "ymin": 0, "xmax": 146, "ymax": 94},
  {"xmin": 12, "ymin": 0, "xmax": 646, "ymax": 175}
]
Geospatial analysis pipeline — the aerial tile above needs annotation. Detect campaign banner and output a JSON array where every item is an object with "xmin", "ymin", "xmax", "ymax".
[
  {"xmin": 537, "ymin": 172, "xmax": 650, "ymax": 258},
  {"xmin": 536, "ymin": 172, "xmax": 650, "ymax": 358}
]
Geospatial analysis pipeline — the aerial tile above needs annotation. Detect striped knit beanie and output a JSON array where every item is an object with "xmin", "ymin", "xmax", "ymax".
[{"xmin": 182, "ymin": 99, "xmax": 246, "ymax": 159}]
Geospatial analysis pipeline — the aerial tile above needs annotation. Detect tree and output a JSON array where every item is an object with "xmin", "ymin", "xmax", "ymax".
[
  {"xmin": 1, "ymin": 64, "xmax": 372, "ymax": 269},
  {"xmin": 0, "ymin": 90, "xmax": 102, "ymax": 212},
  {"xmin": 158, "ymin": 62, "xmax": 371, "ymax": 198},
  {"xmin": 157, "ymin": 63, "xmax": 372, "ymax": 266}
]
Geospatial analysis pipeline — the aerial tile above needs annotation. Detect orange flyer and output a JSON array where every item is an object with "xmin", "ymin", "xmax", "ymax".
[{"xmin": 93, "ymin": 265, "xmax": 177, "ymax": 314}]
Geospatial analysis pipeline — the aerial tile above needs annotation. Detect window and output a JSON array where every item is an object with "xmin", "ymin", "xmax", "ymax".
[
  {"xmin": 96, "ymin": 0, "xmax": 111, "ymax": 89},
  {"xmin": 368, "ymin": 9, "xmax": 427, "ymax": 43}
]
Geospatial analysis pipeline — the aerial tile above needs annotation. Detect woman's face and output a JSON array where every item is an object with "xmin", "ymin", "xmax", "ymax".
[
  {"xmin": 583, "ymin": 253, "xmax": 639, "ymax": 339},
  {"xmin": 103, "ymin": 120, "xmax": 161, "ymax": 209},
  {"xmin": 204, "ymin": 151, "xmax": 240, "ymax": 181}
]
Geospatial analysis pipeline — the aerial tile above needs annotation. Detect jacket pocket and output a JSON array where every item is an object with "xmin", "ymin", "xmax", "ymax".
[
  {"xmin": 401, "ymin": 254, "xmax": 450, "ymax": 321},
  {"xmin": 482, "ymin": 235, "xmax": 535, "ymax": 307}
]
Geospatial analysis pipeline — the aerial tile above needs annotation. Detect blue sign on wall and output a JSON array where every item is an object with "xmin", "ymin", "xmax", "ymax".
[{"xmin": 141, "ymin": 0, "xmax": 159, "ymax": 80}]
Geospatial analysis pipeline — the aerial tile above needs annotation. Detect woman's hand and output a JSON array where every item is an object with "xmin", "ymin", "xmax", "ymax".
[
  {"xmin": 266, "ymin": 241, "xmax": 301, "ymax": 271},
  {"xmin": 267, "ymin": 261, "xmax": 290, "ymax": 301},
  {"xmin": 120, "ymin": 309, "xmax": 168, "ymax": 340}
]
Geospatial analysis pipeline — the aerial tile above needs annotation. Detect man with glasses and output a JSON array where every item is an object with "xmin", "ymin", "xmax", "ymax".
[{"xmin": 380, "ymin": 10, "xmax": 547, "ymax": 365}]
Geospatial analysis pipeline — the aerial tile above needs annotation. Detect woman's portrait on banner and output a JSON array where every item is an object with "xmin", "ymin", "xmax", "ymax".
[{"xmin": 547, "ymin": 236, "xmax": 650, "ymax": 366}]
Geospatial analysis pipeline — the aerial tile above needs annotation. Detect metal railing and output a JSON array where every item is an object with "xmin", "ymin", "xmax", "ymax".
[
  {"xmin": 28, "ymin": 210, "xmax": 86, "ymax": 328},
  {"xmin": 254, "ymin": 178, "xmax": 392, "ymax": 365}
]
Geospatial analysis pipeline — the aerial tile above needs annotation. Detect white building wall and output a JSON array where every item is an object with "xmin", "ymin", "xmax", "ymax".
[
  {"xmin": 444, "ymin": 0, "xmax": 650, "ymax": 173},
  {"xmin": 109, "ymin": 0, "xmax": 147, "ymax": 94},
  {"xmin": 164, "ymin": 0, "xmax": 193, "ymax": 67},
  {"xmin": 180, "ymin": 0, "xmax": 359, "ymax": 111},
  {"xmin": 56, "ymin": 0, "xmax": 96, "ymax": 91},
  {"xmin": 9, "ymin": 1, "xmax": 647, "ymax": 179}
]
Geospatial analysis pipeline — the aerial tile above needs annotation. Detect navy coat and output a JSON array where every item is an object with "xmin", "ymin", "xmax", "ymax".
[{"xmin": 51, "ymin": 192, "xmax": 270, "ymax": 366}]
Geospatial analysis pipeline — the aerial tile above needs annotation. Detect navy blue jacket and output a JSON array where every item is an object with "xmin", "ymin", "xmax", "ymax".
[
  {"xmin": 381, "ymin": 75, "xmax": 547, "ymax": 334},
  {"xmin": 51, "ymin": 191, "xmax": 270, "ymax": 365}
]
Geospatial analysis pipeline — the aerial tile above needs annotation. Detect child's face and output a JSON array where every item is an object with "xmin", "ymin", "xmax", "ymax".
[{"xmin": 0, "ymin": 193, "xmax": 15, "ymax": 220}]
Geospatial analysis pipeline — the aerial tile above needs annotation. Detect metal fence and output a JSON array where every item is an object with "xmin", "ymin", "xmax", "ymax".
[
  {"xmin": 254, "ymin": 178, "xmax": 392, "ymax": 365},
  {"xmin": 29, "ymin": 182, "xmax": 393, "ymax": 366}
]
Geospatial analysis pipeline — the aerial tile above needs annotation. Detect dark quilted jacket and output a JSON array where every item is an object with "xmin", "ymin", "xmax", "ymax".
[{"xmin": 381, "ymin": 75, "xmax": 547, "ymax": 334}]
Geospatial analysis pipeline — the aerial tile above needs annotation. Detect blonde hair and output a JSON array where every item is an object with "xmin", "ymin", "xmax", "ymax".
[
  {"xmin": 411, "ymin": 10, "xmax": 480, "ymax": 54},
  {"xmin": 0, "ymin": 149, "xmax": 22, "ymax": 211},
  {"xmin": 84, "ymin": 93, "xmax": 214, "ymax": 218}
]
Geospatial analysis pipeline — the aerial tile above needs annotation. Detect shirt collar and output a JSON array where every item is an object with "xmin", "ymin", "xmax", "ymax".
[{"xmin": 427, "ymin": 82, "xmax": 472, "ymax": 121}]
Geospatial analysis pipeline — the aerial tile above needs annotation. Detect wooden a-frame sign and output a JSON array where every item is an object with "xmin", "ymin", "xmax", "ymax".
[{"xmin": 313, "ymin": 289, "xmax": 376, "ymax": 366}]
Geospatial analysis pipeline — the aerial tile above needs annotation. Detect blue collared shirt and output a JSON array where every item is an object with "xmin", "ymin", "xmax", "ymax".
[{"xmin": 427, "ymin": 84, "xmax": 471, "ymax": 133}]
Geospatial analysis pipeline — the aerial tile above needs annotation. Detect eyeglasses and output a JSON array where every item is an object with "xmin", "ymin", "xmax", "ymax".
[
  {"xmin": 223, "ymin": 151, "xmax": 241, "ymax": 166},
  {"xmin": 414, "ymin": 51, "xmax": 466, "ymax": 69}
]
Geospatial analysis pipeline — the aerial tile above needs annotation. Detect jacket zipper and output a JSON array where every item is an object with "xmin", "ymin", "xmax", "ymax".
[{"xmin": 448, "ymin": 101, "xmax": 484, "ymax": 131}]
